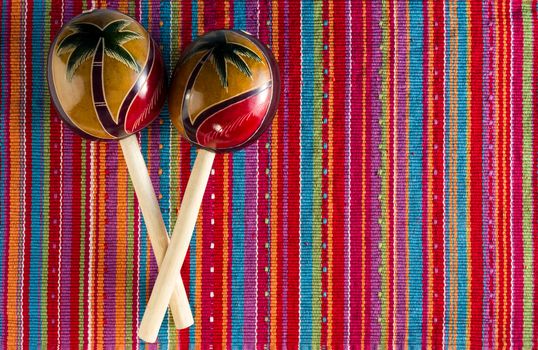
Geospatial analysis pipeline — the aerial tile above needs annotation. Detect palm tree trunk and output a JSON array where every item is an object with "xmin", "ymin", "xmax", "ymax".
[
  {"xmin": 182, "ymin": 50, "xmax": 212, "ymax": 140},
  {"xmin": 92, "ymin": 39, "xmax": 126, "ymax": 138}
]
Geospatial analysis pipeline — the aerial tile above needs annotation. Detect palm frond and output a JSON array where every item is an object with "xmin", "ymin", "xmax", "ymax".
[
  {"xmin": 180, "ymin": 42, "xmax": 215, "ymax": 64},
  {"xmin": 231, "ymin": 44, "xmax": 262, "ymax": 62},
  {"xmin": 71, "ymin": 22, "xmax": 102, "ymax": 35},
  {"xmin": 225, "ymin": 52, "xmax": 252, "ymax": 78},
  {"xmin": 108, "ymin": 30, "xmax": 142, "ymax": 45},
  {"xmin": 103, "ymin": 19, "xmax": 131, "ymax": 34},
  {"xmin": 211, "ymin": 54, "xmax": 228, "ymax": 88},
  {"xmin": 66, "ymin": 42, "xmax": 97, "ymax": 80},
  {"xmin": 104, "ymin": 43, "xmax": 141, "ymax": 72},
  {"xmin": 56, "ymin": 32, "xmax": 88, "ymax": 55}
]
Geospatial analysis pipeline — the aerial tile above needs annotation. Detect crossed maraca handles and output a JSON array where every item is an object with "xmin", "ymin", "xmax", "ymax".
[
  {"xmin": 138, "ymin": 149, "xmax": 215, "ymax": 342},
  {"xmin": 119, "ymin": 135, "xmax": 194, "ymax": 330}
]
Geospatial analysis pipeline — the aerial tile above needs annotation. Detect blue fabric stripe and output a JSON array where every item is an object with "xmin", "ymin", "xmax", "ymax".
[
  {"xmin": 408, "ymin": 1, "xmax": 423, "ymax": 346},
  {"xmin": 231, "ymin": 150, "xmax": 245, "ymax": 346},
  {"xmin": 300, "ymin": 0, "xmax": 314, "ymax": 345},
  {"xmin": 456, "ymin": 1, "xmax": 468, "ymax": 347},
  {"xmin": 29, "ymin": 0, "xmax": 46, "ymax": 346},
  {"xmin": 230, "ymin": 1, "xmax": 246, "ymax": 345}
]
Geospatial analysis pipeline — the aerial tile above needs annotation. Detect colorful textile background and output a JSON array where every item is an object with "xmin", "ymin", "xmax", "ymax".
[{"xmin": 1, "ymin": 0, "xmax": 537, "ymax": 348}]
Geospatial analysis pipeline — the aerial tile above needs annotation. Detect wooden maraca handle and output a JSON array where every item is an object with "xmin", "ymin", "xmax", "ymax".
[
  {"xmin": 119, "ymin": 135, "xmax": 194, "ymax": 330},
  {"xmin": 138, "ymin": 149, "xmax": 215, "ymax": 342}
]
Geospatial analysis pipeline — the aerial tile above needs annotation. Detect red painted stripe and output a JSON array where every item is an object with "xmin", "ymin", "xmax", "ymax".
[{"xmin": 468, "ymin": 0, "xmax": 484, "ymax": 346}]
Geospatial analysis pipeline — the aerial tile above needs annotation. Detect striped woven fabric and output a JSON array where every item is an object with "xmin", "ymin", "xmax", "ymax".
[{"xmin": 1, "ymin": 0, "xmax": 537, "ymax": 348}]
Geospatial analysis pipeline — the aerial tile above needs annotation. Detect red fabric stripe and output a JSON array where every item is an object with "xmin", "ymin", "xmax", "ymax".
[
  {"xmin": 23, "ymin": 1, "xmax": 34, "ymax": 347},
  {"xmin": 0, "ymin": 1, "xmax": 10, "ymax": 342},
  {"xmin": 387, "ymin": 0, "xmax": 396, "ymax": 344},
  {"xmin": 177, "ymin": 2, "xmax": 193, "ymax": 347},
  {"xmin": 331, "ymin": 0, "xmax": 347, "ymax": 346},
  {"xmin": 364, "ymin": 0, "xmax": 373, "ymax": 342},
  {"xmin": 321, "ymin": 0, "xmax": 329, "ymax": 346},
  {"xmin": 431, "ymin": 0, "xmax": 445, "ymax": 344},
  {"xmin": 511, "ymin": 0, "xmax": 524, "ymax": 345},
  {"xmin": 275, "ymin": 1, "xmax": 285, "ymax": 347},
  {"xmin": 47, "ymin": 3, "xmax": 63, "ymax": 348},
  {"xmin": 349, "ymin": 0, "xmax": 363, "ymax": 343},
  {"xmin": 468, "ymin": 0, "xmax": 484, "ymax": 346},
  {"xmin": 257, "ymin": 2, "xmax": 271, "ymax": 346},
  {"xmin": 533, "ymin": 0, "xmax": 538, "ymax": 344},
  {"xmin": 285, "ymin": 0, "xmax": 301, "ymax": 345},
  {"xmin": 421, "ymin": 0, "xmax": 431, "ymax": 344},
  {"xmin": 213, "ymin": 155, "xmax": 224, "ymax": 346}
]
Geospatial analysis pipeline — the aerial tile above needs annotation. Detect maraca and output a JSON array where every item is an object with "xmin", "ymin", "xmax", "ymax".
[
  {"xmin": 47, "ymin": 8, "xmax": 193, "ymax": 329},
  {"xmin": 138, "ymin": 29, "xmax": 280, "ymax": 342}
]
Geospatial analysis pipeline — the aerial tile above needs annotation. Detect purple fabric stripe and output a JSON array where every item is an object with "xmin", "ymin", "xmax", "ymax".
[
  {"xmin": 242, "ymin": 3, "xmax": 259, "ymax": 344},
  {"xmin": 104, "ymin": 144, "xmax": 118, "ymax": 344},
  {"xmin": 395, "ymin": 0, "xmax": 409, "ymax": 343},
  {"xmin": 369, "ymin": 0, "xmax": 383, "ymax": 343}
]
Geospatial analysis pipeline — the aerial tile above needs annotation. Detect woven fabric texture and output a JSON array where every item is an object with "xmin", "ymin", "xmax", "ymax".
[{"xmin": 1, "ymin": 0, "xmax": 536, "ymax": 348}]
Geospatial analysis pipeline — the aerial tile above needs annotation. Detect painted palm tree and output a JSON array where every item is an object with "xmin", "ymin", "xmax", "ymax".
[
  {"xmin": 56, "ymin": 19, "xmax": 142, "ymax": 136},
  {"xmin": 181, "ymin": 30, "xmax": 262, "ymax": 89},
  {"xmin": 179, "ymin": 31, "xmax": 274, "ymax": 146}
]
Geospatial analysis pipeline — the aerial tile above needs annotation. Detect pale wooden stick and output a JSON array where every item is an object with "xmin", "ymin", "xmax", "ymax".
[
  {"xmin": 119, "ymin": 135, "xmax": 194, "ymax": 330},
  {"xmin": 138, "ymin": 149, "xmax": 215, "ymax": 342}
]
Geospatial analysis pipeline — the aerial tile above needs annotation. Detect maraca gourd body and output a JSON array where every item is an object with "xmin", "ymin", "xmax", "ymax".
[
  {"xmin": 169, "ymin": 29, "xmax": 280, "ymax": 151},
  {"xmin": 139, "ymin": 30, "xmax": 280, "ymax": 342},
  {"xmin": 48, "ymin": 9, "xmax": 165, "ymax": 140},
  {"xmin": 48, "ymin": 8, "xmax": 193, "ymax": 330}
]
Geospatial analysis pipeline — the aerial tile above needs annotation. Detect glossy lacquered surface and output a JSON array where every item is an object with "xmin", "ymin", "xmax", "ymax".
[
  {"xmin": 169, "ymin": 30, "xmax": 280, "ymax": 152},
  {"xmin": 48, "ymin": 9, "xmax": 166, "ymax": 140}
]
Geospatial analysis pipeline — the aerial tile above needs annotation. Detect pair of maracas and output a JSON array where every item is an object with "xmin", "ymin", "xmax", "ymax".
[{"xmin": 48, "ymin": 9, "xmax": 279, "ymax": 342}]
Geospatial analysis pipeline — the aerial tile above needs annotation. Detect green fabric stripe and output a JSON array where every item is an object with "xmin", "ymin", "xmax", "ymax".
[{"xmin": 521, "ymin": 0, "xmax": 534, "ymax": 345}]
